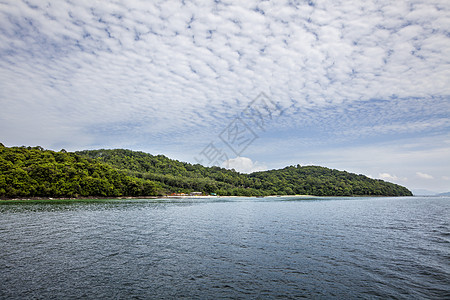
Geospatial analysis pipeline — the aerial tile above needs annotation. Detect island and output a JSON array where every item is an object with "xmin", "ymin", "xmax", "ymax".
[{"xmin": 0, "ymin": 144, "xmax": 413, "ymax": 199}]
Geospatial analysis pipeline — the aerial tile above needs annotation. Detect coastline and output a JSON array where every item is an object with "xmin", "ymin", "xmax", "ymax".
[
  {"xmin": 1, "ymin": 194, "xmax": 418, "ymax": 202},
  {"xmin": 0, "ymin": 194, "xmax": 319, "ymax": 202}
]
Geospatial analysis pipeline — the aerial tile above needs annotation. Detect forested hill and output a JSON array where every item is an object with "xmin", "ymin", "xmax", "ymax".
[
  {"xmin": 0, "ymin": 145, "xmax": 412, "ymax": 199},
  {"xmin": 0, "ymin": 145, "xmax": 159, "ymax": 198},
  {"xmin": 76, "ymin": 149, "xmax": 412, "ymax": 197}
]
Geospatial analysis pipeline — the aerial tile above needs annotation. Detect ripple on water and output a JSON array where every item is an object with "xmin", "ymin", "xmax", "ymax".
[{"xmin": 0, "ymin": 196, "xmax": 449, "ymax": 299}]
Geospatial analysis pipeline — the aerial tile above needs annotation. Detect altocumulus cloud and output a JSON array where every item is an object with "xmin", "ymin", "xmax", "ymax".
[{"xmin": 0, "ymin": 0, "xmax": 449, "ymax": 191}]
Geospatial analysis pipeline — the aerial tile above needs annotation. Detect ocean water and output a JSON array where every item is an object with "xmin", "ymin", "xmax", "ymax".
[{"xmin": 0, "ymin": 196, "xmax": 448, "ymax": 299}]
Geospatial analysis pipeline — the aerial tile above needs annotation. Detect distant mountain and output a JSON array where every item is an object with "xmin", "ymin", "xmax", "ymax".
[
  {"xmin": 0, "ymin": 145, "xmax": 413, "ymax": 199},
  {"xmin": 435, "ymin": 192, "xmax": 450, "ymax": 196},
  {"xmin": 411, "ymin": 190, "xmax": 450, "ymax": 196},
  {"xmin": 412, "ymin": 189, "xmax": 438, "ymax": 196}
]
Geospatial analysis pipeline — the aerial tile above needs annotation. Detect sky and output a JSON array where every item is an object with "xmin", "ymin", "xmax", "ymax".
[{"xmin": 0, "ymin": 0, "xmax": 449, "ymax": 194}]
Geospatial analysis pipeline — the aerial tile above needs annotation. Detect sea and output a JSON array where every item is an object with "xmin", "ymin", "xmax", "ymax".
[{"xmin": 0, "ymin": 196, "xmax": 448, "ymax": 299}]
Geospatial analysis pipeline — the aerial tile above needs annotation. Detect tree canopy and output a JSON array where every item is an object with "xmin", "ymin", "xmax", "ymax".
[
  {"xmin": 77, "ymin": 149, "xmax": 413, "ymax": 197},
  {"xmin": 0, "ymin": 145, "xmax": 412, "ymax": 199},
  {"xmin": 0, "ymin": 146, "xmax": 160, "ymax": 198}
]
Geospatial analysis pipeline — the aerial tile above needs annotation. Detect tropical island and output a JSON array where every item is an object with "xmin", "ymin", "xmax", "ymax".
[{"xmin": 0, "ymin": 144, "xmax": 412, "ymax": 199}]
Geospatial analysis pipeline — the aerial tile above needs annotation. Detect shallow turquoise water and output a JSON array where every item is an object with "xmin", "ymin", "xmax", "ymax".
[{"xmin": 0, "ymin": 196, "xmax": 448, "ymax": 299}]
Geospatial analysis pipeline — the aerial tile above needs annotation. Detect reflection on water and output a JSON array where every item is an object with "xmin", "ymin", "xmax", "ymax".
[{"xmin": 0, "ymin": 196, "xmax": 449, "ymax": 299}]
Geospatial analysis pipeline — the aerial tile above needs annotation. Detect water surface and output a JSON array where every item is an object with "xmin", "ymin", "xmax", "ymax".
[{"xmin": 0, "ymin": 196, "xmax": 448, "ymax": 299}]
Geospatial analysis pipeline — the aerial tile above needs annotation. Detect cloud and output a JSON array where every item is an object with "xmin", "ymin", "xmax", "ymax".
[
  {"xmin": 442, "ymin": 176, "xmax": 450, "ymax": 181},
  {"xmin": 222, "ymin": 156, "xmax": 267, "ymax": 174},
  {"xmin": 0, "ymin": 0, "xmax": 449, "ymax": 192},
  {"xmin": 378, "ymin": 173, "xmax": 407, "ymax": 183},
  {"xmin": 1, "ymin": 1, "xmax": 449, "ymax": 140},
  {"xmin": 416, "ymin": 172, "xmax": 434, "ymax": 179}
]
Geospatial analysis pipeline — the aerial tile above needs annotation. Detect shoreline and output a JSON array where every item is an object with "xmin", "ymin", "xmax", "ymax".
[
  {"xmin": 0, "ymin": 194, "xmax": 418, "ymax": 202},
  {"xmin": 0, "ymin": 194, "xmax": 319, "ymax": 202}
]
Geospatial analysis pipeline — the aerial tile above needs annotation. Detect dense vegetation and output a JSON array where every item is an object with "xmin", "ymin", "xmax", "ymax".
[
  {"xmin": 77, "ymin": 149, "xmax": 264, "ymax": 196},
  {"xmin": 0, "ymin": 145, "xmax": 160, "ymax": 198},
  {"xmin": 0, "ymin": 144, "xmax": 412, "ymax": 199},
  {"xmin": 77, "ymin": 149, "xmax": 412, "ymax": 197},
  {"xmin": 249, "ymin": 166, "xmax": 411, "ymax": 196}
]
